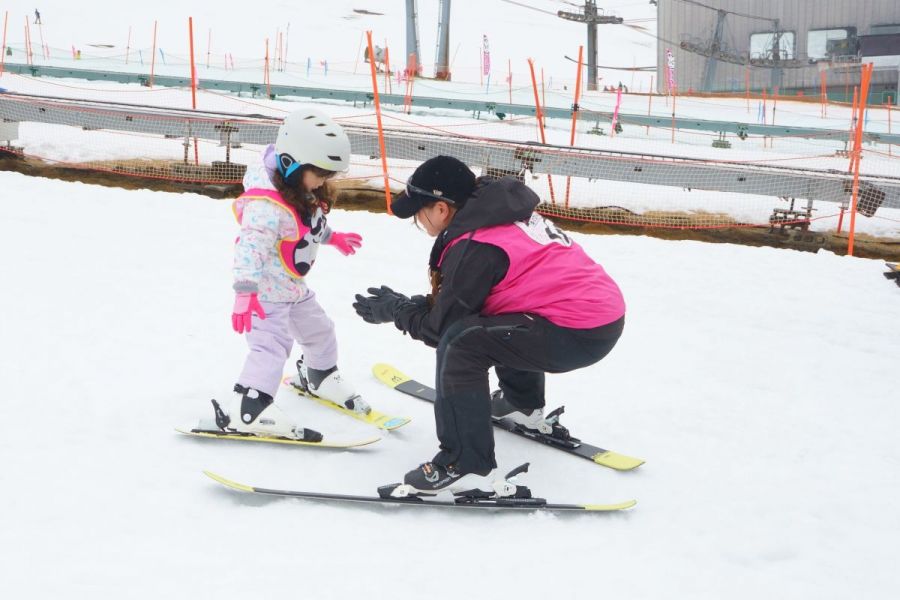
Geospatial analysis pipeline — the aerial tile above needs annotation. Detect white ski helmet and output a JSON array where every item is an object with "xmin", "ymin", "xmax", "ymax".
[{"xmin": 274, "ymin": 108, "xmax": 351, "ymax": 179}]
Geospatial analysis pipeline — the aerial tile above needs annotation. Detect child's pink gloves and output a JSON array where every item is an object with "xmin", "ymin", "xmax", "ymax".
[
  {"xmin": 328, "ymin": 231, "xmax": 363, "ymax": 256},
  {"xmin": 232, "ymin": 292, "xmax": 266, "ymax": 333}
]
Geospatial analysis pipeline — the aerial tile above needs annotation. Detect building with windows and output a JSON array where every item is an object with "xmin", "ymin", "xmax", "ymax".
[{"xmin": 656, "ymin": 0, "xmax": 900, "ymax": 104}]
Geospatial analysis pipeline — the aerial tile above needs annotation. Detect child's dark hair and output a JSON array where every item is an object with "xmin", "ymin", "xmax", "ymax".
[{"xmin": 271, "ymin": 164, "xmax": 336, "ymax": 216}]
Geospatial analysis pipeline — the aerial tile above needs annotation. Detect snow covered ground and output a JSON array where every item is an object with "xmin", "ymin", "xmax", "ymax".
[{"xmin": 1, "ymin": 169, "xmax": 898, "ymax": 599}]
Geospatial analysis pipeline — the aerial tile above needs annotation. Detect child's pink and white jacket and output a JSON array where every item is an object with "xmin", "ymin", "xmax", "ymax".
[{"xmin": 231, "ymin": 145, "xmax": 334, "ymax": 302}]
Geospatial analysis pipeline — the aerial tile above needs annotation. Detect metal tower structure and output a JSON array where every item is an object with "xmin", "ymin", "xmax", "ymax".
[
  {"xmin": 405, "ymin": 0, "xmax": 422, "ymax": 75},
  {"xmin": 558, "ymin": 1, "xmax": 623, "ymax": 91},
  {"xmin": 434, "ymin": 0, "xmax": 452, "ymax": 80}
]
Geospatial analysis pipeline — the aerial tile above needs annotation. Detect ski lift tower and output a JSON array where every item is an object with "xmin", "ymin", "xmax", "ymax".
[
  {"xmin": 405, "ymin": 0, "xmax": 422, "ymax": 75},
  {"xmin": 558, "ymin": 1, "xmax": 623, "ymax": 91},
  {"xmin": 434, "ymin": 0, "xmax": 452, "ymax": 80}
]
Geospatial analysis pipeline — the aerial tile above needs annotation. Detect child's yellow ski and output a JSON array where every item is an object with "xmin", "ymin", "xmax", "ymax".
[{"xmin": 283, "ymin": 376, "xmax": 411, "ymax": 431}]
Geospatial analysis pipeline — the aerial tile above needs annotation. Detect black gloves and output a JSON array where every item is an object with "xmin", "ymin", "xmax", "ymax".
[{"xmin": 353, "ymin": 286, "xmax": 410, "ymax": 324}]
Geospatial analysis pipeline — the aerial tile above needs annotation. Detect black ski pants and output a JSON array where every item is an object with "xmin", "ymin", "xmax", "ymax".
[{"xmin": 432, "ymin": 312, "xmax": 624, "ymax": 474}]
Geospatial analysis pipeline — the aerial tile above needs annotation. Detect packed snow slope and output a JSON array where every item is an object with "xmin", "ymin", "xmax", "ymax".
[{"xmin": 1, "ymin": 170, "xmax": 897, "ymax": 599}]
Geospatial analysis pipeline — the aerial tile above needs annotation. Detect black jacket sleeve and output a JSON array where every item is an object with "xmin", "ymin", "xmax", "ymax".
[{"xmin": 393, "ymin": 240, "xmax": 509, "ymax": 347}]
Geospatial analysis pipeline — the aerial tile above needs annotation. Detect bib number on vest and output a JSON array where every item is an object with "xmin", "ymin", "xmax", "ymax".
[{"xmin": 515, "ymin": 213, "xmax": 572, "ymax": 247}]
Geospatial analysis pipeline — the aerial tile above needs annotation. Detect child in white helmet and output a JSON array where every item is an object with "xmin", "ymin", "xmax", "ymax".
[{"xmin": 214, "ymin": 108, "xmax": 368, "ymax": 441}]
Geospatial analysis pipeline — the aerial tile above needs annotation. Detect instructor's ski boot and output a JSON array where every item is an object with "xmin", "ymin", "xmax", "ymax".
[
  {"xmin": 380, "ymin": 463, "xmax": 537, "ymax": 503},
  {"xmin": 398, "ymin": 462, "xmax": 497, "ymax": 497},
  {"xmin": 289, "ymin": 357, "xmax": 371, "ymax": 416},
  {"xmin": 490, "ymin": 390, "xmax": 553, "ymax": 434},
  {"xmin": 211, "ymin": 384, "xmax": 323, "ymax": 442}
]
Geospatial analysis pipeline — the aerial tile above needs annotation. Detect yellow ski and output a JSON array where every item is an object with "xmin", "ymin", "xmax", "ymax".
[
  {"xmin": 282, "ymin": 376, "xmax": 411, "ymax": 431},
  {"xmin": 176, "ymin": 427, "xmax": 379, "ymax": 448}
]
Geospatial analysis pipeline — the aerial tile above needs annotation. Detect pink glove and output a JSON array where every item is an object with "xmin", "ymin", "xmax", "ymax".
[
  {"xmin": 328, "ymin": 231, "xmax": 363, "ymax": 256},
  {"xmin": 232, "ymin": 292, "xmax": 266, "ymax": 334}
]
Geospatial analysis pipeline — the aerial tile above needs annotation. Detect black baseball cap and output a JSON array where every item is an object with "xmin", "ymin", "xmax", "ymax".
[{"xmin": 391, "ymin": 155, "xmax": 477, "ymax": 218}]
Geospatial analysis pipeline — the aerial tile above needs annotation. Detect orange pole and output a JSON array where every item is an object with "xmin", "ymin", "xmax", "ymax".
[
  {"xmin": 150, "ymin": 21, "xmax": 158, "ymax": 87},
  {"xmin": 264, "ymin": 38, "xmax": 271, "ymax": 98},
  {"xmin": 527, "ymin": 58, "xmax": 555, "ymax": 203},
  {"xmin": 848, "ymin": 63, "xmax": 874, "ymax": 257},
  {"xmin": 0, "ymin": 11, "xmax": 8, "ymax": 77},
  {"xmin": 565, "ymin": 45, "xmax": 584, "ymax": 207},
  {"xmin": 23, "ymin": 17, "xmax": 31, "ymax": 65},
  {"xmin": 383, "ymin": 45, "xmax": 390, "ymax": 93},
  {"xmin": 188, "ymin": 18, "xmax": 198, "ymax": 109},
  {"xmin": 848, "ymin": 86, "xmax": 859, "ymax": 173},
  {"xmin": 771, "ymin": 86, "xmax": 778, "ymax": 126},
  {"xmin": 188, "ymin": 17, "xmax": 199, "ymax": 166},
  {"xmin": 366, "ymin": 31, "xmax": 393, "ymax": 213},
  {"xmin": 820, "ymin": 70, "xmax": 827, "ymax": 118}
]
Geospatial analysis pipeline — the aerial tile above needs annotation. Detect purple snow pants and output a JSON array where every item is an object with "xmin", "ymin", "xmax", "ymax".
[{"xmin": 237, "ymin": 291, "xmax": 338, "ymax": 397}]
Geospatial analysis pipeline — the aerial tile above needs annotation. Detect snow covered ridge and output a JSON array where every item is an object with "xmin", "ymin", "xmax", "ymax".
[{"xmin": 2, "ymin": 80, "xmax": 900, "ymax": 241}]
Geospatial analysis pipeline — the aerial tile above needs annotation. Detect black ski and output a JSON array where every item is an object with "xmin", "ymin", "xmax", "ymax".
[
  {"xmin": 204, "ymin": 465, "xmax": 636, "ymax": 513},
  {"xmin": 372, "ymin": 363, "xmax": 644, "ymax": 471}
]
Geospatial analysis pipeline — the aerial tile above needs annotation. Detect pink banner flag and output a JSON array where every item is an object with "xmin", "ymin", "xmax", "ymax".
[
  {"xmin": 611, "ymin": 86, "xmax": 623, "ymax": 133},
  {"xmin": 665, "ymin": 48, "xmax": 677, "ymax": 94},
  {"xmin": 482, "ymin": 35, "xmax": 491, "ymax": 76}
]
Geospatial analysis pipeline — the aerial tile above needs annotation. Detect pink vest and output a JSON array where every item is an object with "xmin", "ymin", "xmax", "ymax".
[
  {"xmin": 232, "ymin": 189, "xmax": 319, "ymax": 279},
  {"xmin": 441, "ymin": 214, "xmax": 625, "ymax": 329}
]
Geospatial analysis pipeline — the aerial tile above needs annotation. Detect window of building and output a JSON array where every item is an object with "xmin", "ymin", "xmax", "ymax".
[
  {"xmin": 750, "ymin": 31, "xmax": 795, "ymax": 61},
  {"xmin": 870, "ymin": 24, "xmax": 900, "ymax": 36},
  {"xmin": 807, "ymin": 28, "xmax": 857, "ymax": 60}
]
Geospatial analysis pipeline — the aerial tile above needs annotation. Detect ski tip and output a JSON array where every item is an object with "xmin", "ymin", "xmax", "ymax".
[
  {"xmin": 381, "ymin": 416, "xmax": 412, "ymax": 430},
  {"xmin": 591, "ymin": 451, "xmax": 645, "ymax": 471},
  {"xmin": 583, "ymin": 499, "xmax": 637, "ymax": 511},
  {"xmin": 203, "ymin": 470, "xmax": 254, "ymax": 493},
  {"xmin": 371, "ymin": 363, "xmax": 410, "ymax": 387}
]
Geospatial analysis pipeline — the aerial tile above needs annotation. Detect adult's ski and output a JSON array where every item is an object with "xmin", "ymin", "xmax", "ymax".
[
  {"xmin": 203, "ymin": 467, "xmax": 636, "ymax": 513},
  {"xmin": 282, "ymin": 376, "xmax": 411, "ymax": 431},
  {"xmin": 372, "ymin": 363, "xmax": 644, "ymax": 471}
]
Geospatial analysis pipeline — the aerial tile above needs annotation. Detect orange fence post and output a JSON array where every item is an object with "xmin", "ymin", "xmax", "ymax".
[
  {"xmin": 384, "ymin": 45, "xmax": 391, "ymax": 94},
  {"xmin": 820, "ymin": 70, "xmax": 828, "ymax": 118},
  {"xmin": 150, "ymin": 21, "xmax": 158, "ymax": 87},
  {"xmin": 23, "ymin": 17, "xmax": 31, "ymax": 65},
  {"xmin": 847, "ymin": 63, "xmax": 874, "ymax": 257},
  {"xmin": 366, "ymin": 31, "xmax": 394, "ymax": 214},
  {"xmin": 188, "ymin": 17, "xmax": 199, "ymax": 166},
  {"xmin": 188, "ymin": 18, "xmax": 198, "ymax": 110},
  {"xmin": 527, "ymin": 58, "xmax": 555, "ymax": 203},
  {"xmin": 0, "ymin": 11, "xmax": 8, "ymax": 77},
  {"xmin": 565, "ymin": 45, "xmax": 584, "ymax": 208},
  {"xmin": 264, "ymin": 38, "xmax": 271, "ymax": 98}
]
